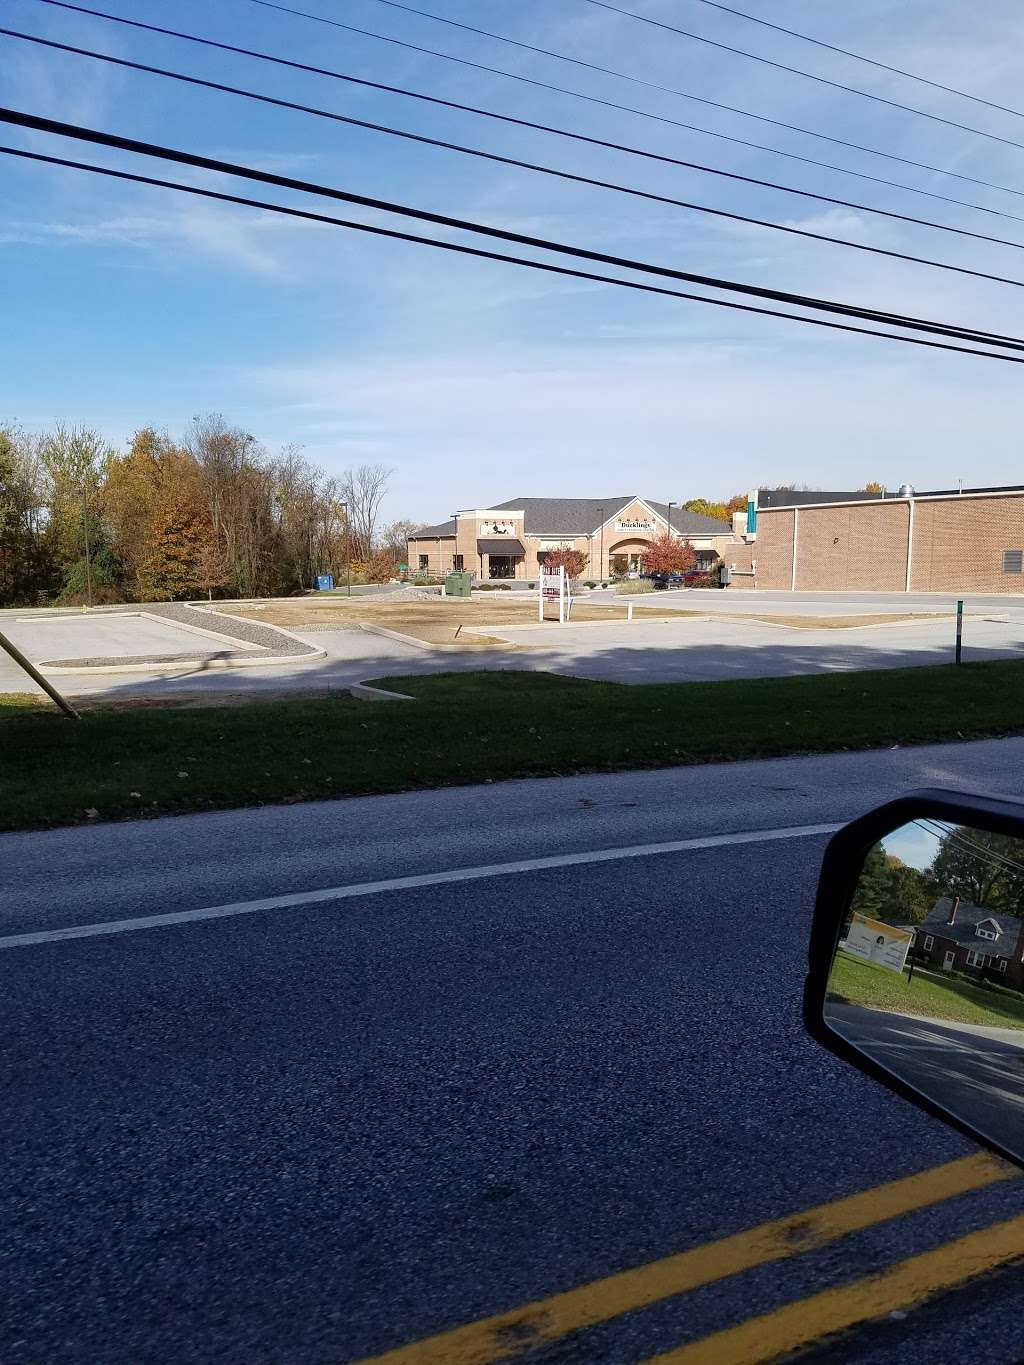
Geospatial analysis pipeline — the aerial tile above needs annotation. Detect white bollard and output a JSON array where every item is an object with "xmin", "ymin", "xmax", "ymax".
[{"xmin": 628, "ymin": 602, "xmax": 633, "ymax": 621}]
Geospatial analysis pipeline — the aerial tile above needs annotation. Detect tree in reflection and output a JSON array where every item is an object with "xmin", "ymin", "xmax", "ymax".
[
  {"xmin": 852, "ymin": 844, "xmax": 936, "ymax": 925},
  {"xmin": 931, "ymin": 827, "xmax": 1024, "ymax": 917}
]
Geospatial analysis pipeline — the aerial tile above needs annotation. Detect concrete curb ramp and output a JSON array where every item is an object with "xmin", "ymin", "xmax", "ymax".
[{"xmin": 349, "ymin": 681, "xmax": 415, "ymax": 702}]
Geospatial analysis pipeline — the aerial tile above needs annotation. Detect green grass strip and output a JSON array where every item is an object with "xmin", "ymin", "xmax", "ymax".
[
  {"xmin": 829, "ymin": 950, "xmax": 1024, "ymax": 1029},
  {"xmin": 2, "ymin": 658, "xmax": 1024, "ymax": 832}
]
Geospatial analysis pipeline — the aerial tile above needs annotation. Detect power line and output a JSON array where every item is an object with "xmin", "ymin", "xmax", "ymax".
[
  {"xmin": 11, "ymin": 26, "xmax": 1024, "ymax": 296},
  {"xmin": 35, "ymin": 0, "xmax": 1024, "ymax": 222},
  {"xmin": 248, "ymin": 0, "xmax": 1024, "ymax": 189},
  {"xmin": 5, "ymin": 141, "xmax": 1022, "ymax": 365},
  {"xmin": 917, "ymin": 820, "xmax": 1024, "ymax": 879},
  {"xmin": 579, "ymin": 0, "xmax": 1022, "ymax": 150},
  {"xmin": 4, "ymin": 103, "xmax": 1021, "ymax": 351},
  {"xmin": 686, "ymin": 0, "xmax": 1024, "ymax": 126}
]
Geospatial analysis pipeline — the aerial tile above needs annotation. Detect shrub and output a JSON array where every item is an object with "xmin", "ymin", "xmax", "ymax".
[
  {"xmin": 583, "ymin": 580, "xmax": 596, "ymax": 589},
  {"xmin": 688, "ymin": 573, "xmax": 720, "ymax": 590}
]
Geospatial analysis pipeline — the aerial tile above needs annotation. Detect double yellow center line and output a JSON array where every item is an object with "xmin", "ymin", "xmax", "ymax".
[{"xmin": 357, "ymin": 1152, "xmax": 1020, "ymax": 1364}]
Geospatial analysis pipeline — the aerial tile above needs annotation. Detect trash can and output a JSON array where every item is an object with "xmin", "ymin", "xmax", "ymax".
[
  {"xmin": 445, "ymin": 570, "xmax": 473, "ymax": 598},
  {"xmin": 720, "ymin": 564, "xmax": 732, "ymax": 587}
]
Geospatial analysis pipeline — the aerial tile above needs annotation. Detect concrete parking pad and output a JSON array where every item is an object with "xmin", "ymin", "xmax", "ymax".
[{"xmin": 1, "ymin": 612, "xmax": 259, "ymax": 664}]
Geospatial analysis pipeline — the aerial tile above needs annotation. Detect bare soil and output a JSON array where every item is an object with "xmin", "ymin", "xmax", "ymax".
[{"xmin": 218, "ymin": 598, "xmax": 690, "ymax": 647}]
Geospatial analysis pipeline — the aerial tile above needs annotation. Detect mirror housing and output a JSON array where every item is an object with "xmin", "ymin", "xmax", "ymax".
[{"xmin": 805, "ymin": 788, "xmax": 1024, "ymax": 1169}]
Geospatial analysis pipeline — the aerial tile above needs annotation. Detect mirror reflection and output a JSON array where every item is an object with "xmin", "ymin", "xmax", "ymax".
[{"xmin": 825, "ymin": 818, "xmax": 1024, "ymax": 1158}]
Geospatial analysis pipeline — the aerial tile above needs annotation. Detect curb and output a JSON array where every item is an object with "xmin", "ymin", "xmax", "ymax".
[
  {"xmin": 349, "ymin": 681, "xmax": 415, "ymax": 702},
  {"xmin": 42, "ymin": 646, "xmax": 327, "ymax": 676},
  {"xmin": 356, "ymin": 621, "xmax": 472, "ymax": 653}
]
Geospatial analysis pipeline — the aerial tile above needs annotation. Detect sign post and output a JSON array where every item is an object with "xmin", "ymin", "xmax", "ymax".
[
  {"xmin": 955, "ymin": 598, "xmax": 963, "ymax": 665},
  {"xmin": 539, "ymin": 565, "xmax": 571, "ymax": 623}
]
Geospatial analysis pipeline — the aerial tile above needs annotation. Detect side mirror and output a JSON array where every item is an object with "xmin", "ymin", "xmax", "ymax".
[{"xmin": 805, "ymin": 789, "xmax": 1024, "ymax": 1168}]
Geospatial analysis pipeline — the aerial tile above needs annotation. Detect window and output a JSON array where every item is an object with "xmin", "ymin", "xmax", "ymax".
[
  {"xmin": 966, "ymin": 950, "xmax": 987, "ymax": 968},
  {"xmin": 453, "ymin": 554, "xmax": 464, "ymax": 571},
  {"xmin": 995, "ymin": 959, "xmax": 1008, "ymax": 973},
  {"xmin": 418, "ymin": 554, "xmax": 428, "ymax": 570},
  {"xmin": 1003, "ymin": 549, "xmax": 1023, "ymax": 574},
  {"xmin": 976, "ymin": 928, "xmax": 997, "ymax": 940},
  {"xmin": 923, "ymin": 935, "xmax": 934, "ymax": 951}
]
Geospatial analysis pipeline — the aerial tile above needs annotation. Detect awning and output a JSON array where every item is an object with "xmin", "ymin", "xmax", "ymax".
[{"xmin": 477, "ymin": 538, "xmax": 526, "ymax": 555}]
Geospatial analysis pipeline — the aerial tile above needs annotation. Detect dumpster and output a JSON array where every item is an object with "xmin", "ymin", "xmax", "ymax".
[{"xmin": 445, "ymin": 570, "xmax": 473, "ymax": 598}]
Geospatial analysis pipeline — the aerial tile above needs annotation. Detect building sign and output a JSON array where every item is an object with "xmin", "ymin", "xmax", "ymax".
[
  {"xmin": 842, "ymin": 913, "xmax": 913, "ymax": 975},
  {"xmin": 538, "ymin": 539, "xmax": 574, "ymax": 550},
  {"xmin": 614, "ymin": 517, "xmax": 656, "ymax": 533},
  {"xmin": 480, "ymin": 519, "xmax": 518, "ymax": 536}
]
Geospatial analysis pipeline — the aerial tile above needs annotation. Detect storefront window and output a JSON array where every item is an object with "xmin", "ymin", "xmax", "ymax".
[
  {"xmin": 488, "ymin": 555, "xmax": 518, "ymax": 579},
  {"xmin": 418, "ymin": 554, "xmax": 428, "ymax": 570},
  {"xmin": 453, "ymin": 554, "xmax": 464, "ymax": 570}
]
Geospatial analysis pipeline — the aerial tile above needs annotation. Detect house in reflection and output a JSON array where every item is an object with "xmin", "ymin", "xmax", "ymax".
[{"xmin": 907, "ymin": 897, "xmax": 1024, "ymax": 987}]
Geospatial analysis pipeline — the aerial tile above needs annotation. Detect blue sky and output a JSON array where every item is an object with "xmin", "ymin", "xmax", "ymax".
[
  {"xmin": 881, "ymin": 823, "xmax": 943, "ymax": 872},
  {"xmin": 3, "ymin": 0, "xmax": 1024, "ymax": 524}
]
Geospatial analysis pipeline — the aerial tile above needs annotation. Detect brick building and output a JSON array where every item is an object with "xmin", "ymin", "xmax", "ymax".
[
  {"xmin": 725, "ymin": 484, "xmax": 1024, "ymax": 593},
  {"xmin": 407, "ymin": 497, "xmax": 735, "ymax": 581},
  {"xmin": 907, "ymin": 897, "xmax": 1024, "ymax": 989}
]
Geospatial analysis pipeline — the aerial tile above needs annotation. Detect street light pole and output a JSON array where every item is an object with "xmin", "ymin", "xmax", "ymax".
[
  {"xmin": 597, "ymin": 505, "xmax": 604, "ymax": 581},
  {"xmin": 82, "ymin": 480, "xmax": 93, "ymax": 610},
  {"xmin": 340, "ymin": 500, "xmax": 351, "ymax": 596}
]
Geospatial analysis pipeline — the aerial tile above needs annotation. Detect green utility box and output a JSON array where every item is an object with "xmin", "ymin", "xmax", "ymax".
[{"xmin": 445, "ymin": 570, "xmax": 473, "ymax": 598}]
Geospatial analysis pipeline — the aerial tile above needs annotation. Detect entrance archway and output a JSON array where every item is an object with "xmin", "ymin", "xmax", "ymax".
[{"xmin": 607, "ymin": 538, "xmax": 651, "ymax": 575}]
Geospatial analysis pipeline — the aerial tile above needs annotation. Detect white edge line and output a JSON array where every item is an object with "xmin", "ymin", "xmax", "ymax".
[{"xmin": 0, "ymin": 822, "xmax": 839, "ymax": 950}]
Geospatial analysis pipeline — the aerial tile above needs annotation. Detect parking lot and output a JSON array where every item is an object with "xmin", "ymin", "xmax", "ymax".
[{"xmin": 2, "ymin": 591, "xmax": 1023, "ymax": 703}]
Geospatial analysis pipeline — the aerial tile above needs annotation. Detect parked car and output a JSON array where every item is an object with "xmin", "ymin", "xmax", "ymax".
[{"xmin": 647, "ymin": 569, "xmax": 720, "ymax": 589}]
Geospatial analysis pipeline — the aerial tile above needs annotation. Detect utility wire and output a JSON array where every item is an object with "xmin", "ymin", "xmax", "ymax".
[
  {"xmin": 5, "ymin": 141, "xmax": 1023, "ymax": 366},
  {"xmin": 11, "ymin": 26, "xmax": 1024, "ymax": 296},
  {"xmin": 579, "ymin": 0, "xmax": 1021, "ymax": 151},
  {"xmin": 35, "ymin": 0, "xmax": 1024, "ymax": 221},
  {"xmin": 917, "ymin": 820, "xmax": 1024, "ymax": 879},
  {"xmin": 3, "ymin": 104, "xmax": 1021, "ymax": 351},
  {"xmin": 249, "ymin": 0, "xmax": 1024, "ymax": 179},
  {"xmin": 686, "ymin": 0, "xmax": 1024, "ymax": 126}
]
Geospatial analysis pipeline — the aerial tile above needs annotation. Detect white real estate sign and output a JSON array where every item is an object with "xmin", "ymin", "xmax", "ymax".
[
  {"xmin": 539, "ymin": 565, "xmax": 572, "ymax": 623},
  {"xmin": 842, "ymin": 913, "xmax": 913, "ymax": 974}
]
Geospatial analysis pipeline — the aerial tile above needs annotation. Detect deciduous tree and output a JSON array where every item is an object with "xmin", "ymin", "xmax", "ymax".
[
  {"xmin": 641, "ymin": 533, "xmax": 697, "ymax": 575},
  {"xmin": 542, "ymin": 546, "xmax": 587, "ymax": 579}
]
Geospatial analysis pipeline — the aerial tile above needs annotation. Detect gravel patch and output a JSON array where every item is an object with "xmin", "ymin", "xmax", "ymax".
[{"xmin": 152, "ymin": 603, "xmax": 319, "ymax": 656}]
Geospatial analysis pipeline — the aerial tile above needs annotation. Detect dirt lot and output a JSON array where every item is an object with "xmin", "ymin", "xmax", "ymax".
[
  {"xmin": 219, "ymin": 597, "xmax": 689, "ymax": 647},
  {"xmin": 218, "ymin": 597, "xmax": 939, "ymax": 647}
]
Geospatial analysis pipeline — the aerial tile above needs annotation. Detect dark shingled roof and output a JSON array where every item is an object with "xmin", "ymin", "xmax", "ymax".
[
  {"xmin": 916, "ymin": 898, "xmax": 1022, "ymax": 956},
  {"xmin": 413, "ymin": 497, "xmax": 732, "ymax": 538},
  {"xmin": 488, "ymin": 497, "xmax": 732, "ymax": 536}
]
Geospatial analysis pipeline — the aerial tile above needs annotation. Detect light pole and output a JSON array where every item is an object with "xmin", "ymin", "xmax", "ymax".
[
  {"xmin": 597, "ymin": 505, "xmax": 604, "ymax": 581},
  {"xmin": 340, "ymin": 500, "xmax": 351, "ymax": 596},
  {"xmin": 666, "ymin": 500, "xmax": 677, "ymax": 535},
  {"xmin": 81, "ymin": 480, "xmax": 93, "ymax": 610}
]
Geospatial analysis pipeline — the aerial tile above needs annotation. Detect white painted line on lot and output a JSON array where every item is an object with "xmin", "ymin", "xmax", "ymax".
[{"xmin": 0, "ymin": 822, "xmax": 840, "ymax": 951}]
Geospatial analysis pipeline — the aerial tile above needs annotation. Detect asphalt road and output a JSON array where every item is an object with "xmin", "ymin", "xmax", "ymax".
[
  {"xmin": 5, "ymin": 740, "xmax": 1024, "ymax": 1363},
  {"xmin": 828, "ymin": 1003, "xmax": 1024, "ymax": 1164}
]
